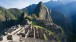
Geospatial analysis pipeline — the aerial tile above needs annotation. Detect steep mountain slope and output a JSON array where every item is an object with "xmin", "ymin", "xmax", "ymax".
[
  {"xmin": 32, "ymin": 2, "xmax": 65, "ymax": 42},
  {"xmin": 32, "ymin": 1, "xmax": 68, "ymax": 31},
  {"xmin": 0, "ymin": 7, "xmax": 17, "ymax": 29},
  {"xmin": 0, "ymin": 6, "xmax": 28, "ymax": 21},
  {"xmin": 28, "ymin": 1, "xmax": 76, "ymax": 42},
  {"xmin": 51, "ymin": 10, "xmax": 72, "ymax": 32},
  {"xmin": 0, "ymin": 1, "xmax": 66, "ymax": 42},
  {"xmin": 33, "ymin": 2, "xmax": 52, "ymax": 21},
  {"xmin": 67, "ymin": 2, "xmax": 76, "ymax": 35},
  {"xmin": 23, "ymin": 4, "xmax": 36, "ymax": 15},
  {"xmin": 24, "ymin": 1, "xmax": 76, "ymax": 41},
  {"xmin": 8, "ymin": 8, "xmax": 23, "ymax": 19},
  {"xmin": 0, "ymin": 6, "xmax": 28, "ymax": 35},
  {"xmin": 24, "ymin": 1, "xmax": 72, "ymax": 31},
  {"xmin": 0, "ymin": 7, "xmax": 16, "ymax": 21},
  {"xmin": 44, "ymin": 1, "xmax": 69, "ymax": 15}
]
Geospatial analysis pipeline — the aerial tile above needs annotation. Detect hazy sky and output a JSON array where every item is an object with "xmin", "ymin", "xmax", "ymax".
[
  {"xmin": 0, "ymin": 0, "xmax": 51, "ymax": 9},
  {"xmin": 0, "ymin": 0, "xmax": 75, "ymax": 9}
]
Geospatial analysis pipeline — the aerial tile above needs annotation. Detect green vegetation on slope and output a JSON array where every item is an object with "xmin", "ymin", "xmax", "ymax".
[
  {"xmin": 32, "ymin": 21, "xmax": 63, "ymax": 42},
  {"xmin": 43, "ymin": 33, "xmax": 48, "ymax": 40}
]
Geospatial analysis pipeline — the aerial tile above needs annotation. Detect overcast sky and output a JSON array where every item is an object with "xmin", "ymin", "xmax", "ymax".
[{"xmin": 0, "ymin": 0, "xmax": 75, "ymax": 9}]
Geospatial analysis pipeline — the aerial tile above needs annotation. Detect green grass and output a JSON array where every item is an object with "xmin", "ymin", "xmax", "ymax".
[
  {"xmin": 32, "ymin": 21, "xmax": 61, "ymax": 42},
  {"xmin": 32, "ymin": 21, "xmax": 55, "ymax": 35},
  {"xmin": 47, "ymin": 30, "xmax": 54, "ymax": 35},
  {"xmin": 43, "ymin": 33, "xmax": 48, "ymax": 40},
  {"xmin": 32, "ymin": 21, "xmax": 44, "ymax": 28}
]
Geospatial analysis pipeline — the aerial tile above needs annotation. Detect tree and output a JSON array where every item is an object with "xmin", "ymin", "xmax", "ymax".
[{"xmin": 32, "ymin": 14, "xmax": 38, "ymax": 19}]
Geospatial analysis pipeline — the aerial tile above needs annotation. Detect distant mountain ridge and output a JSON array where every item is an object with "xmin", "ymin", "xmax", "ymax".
[
  {"xmin": 0, "ymin": 1, "xmax": 76, "ymax": 42},
  {"xmin": 0, "ymin": 6, "xmax": 28, "ymax": 35},
  {"xmin": 25, "ymin": 1, "xmax": 76, "ymax": 42},
  {"xmin": 25, "ymin": 0, "xmax": 76, "ymax": 31},
  {"xmin": 0, "ymin": 2, "xmax": 66, "ymax": 42}
]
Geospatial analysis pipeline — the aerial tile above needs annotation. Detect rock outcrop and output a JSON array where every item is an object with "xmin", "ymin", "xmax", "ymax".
[{"xmin": 33, "ymin": 2, "xmax": 52, "ymax": 21}]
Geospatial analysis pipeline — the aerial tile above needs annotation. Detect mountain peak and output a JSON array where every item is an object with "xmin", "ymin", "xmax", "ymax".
[
  {"xmin": 38, "ymin": 1, "xmax": 43, "ymax": 5},
  {"xmin": 38, "ymin": 1, "xmax": 46, "ymax": 7},
  {"xmin": 33, "ymin": 1, "xmax": 52, "ymax": 21}
]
